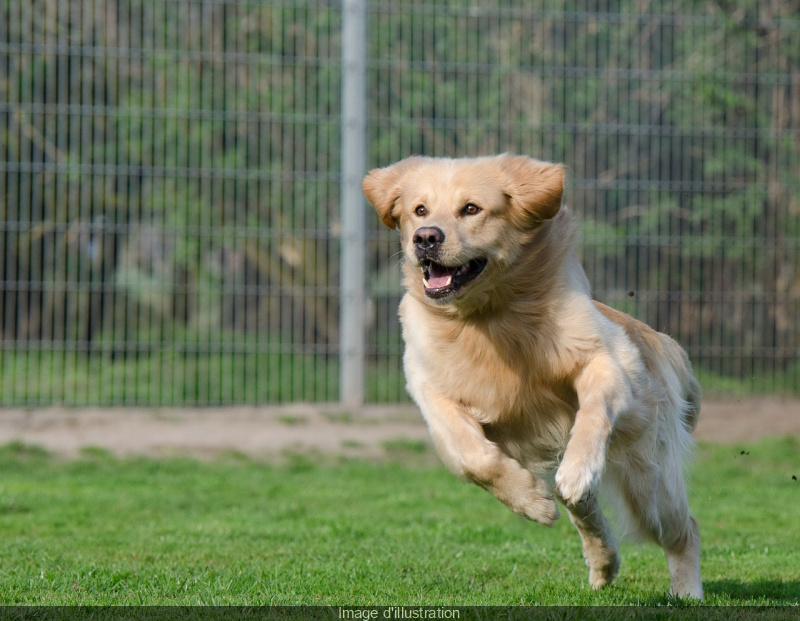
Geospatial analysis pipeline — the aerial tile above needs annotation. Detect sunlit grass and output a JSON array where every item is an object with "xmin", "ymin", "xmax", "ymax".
[{"xmin": 0, "ymin": 437, "xmax": 798, "ymax": 605}]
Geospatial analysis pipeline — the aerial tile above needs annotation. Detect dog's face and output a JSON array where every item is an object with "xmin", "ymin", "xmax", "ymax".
[{"xmin": 363, "ymin": 154, "xmax": 565, "ymax": 305}]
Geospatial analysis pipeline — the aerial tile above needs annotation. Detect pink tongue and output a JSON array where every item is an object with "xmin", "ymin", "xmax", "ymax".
[
  {"xmin": 426, "ymin": 264, "xmax": 456, "ymax": 289},
  {"xmin": 426, "ymin": 273, "xmax": 452, "ymax": 288}
]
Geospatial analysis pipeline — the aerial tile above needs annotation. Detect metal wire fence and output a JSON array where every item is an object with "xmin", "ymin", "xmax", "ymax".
[{"xmin": 2, "ymin": 0, "xmax": 799, "ymax": 406}]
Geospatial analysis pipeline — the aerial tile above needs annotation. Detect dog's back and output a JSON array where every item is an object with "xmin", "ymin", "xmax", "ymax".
[{"xmin": 593, "ymin": 301, "xmax": 700, "ymax": 432}]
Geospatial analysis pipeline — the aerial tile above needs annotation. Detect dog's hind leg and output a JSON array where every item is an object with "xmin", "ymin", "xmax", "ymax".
[
  {"xmin": 663, "ymin": 515, "xmax": 703, "ymax": 600},
  {"xmin": 612, "ymin": 455, "xmax": 703, "ymax": 599},
  {"xmin": 560, "ymin": 493, "xmax": 620, "ymax": 589},
  {"xmin": 655, "ymin": 459, "xmax": 703, "ymax": 599}
]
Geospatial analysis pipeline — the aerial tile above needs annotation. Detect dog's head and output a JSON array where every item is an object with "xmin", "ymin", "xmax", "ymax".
[{"xmin": 363, "ymin": 154, "xmax": 565, "ymax": 307}]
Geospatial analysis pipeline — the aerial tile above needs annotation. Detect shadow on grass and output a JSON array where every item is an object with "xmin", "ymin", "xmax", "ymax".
[
  {"xmin": 627, "ymin": 580, "xmax": 800, "ymax": 607},
  {"xmin": 704, "ymin": 579, "xmax": 800, "ymax": 604}
]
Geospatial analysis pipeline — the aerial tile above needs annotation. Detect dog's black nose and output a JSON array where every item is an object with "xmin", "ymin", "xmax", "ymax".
[{"xmin": 413, "ymin": 227, "xmax": 445, "ymax": 251}]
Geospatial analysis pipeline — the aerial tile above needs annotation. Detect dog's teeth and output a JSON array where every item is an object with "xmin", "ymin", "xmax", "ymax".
[{"xmin": 444, "ymin": 275, "xmax": 452, "ymax": 286}]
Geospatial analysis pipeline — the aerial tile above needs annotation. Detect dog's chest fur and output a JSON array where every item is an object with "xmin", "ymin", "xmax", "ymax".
[{"xmin": 400, "ymin": 295, "xmax": 590, "ymax": 469}]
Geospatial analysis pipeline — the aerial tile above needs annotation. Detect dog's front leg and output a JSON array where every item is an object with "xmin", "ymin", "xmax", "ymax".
[
  {"xmin": 418, "ymin": 392, "xmax": 559, "ymax": 526},
  {"xmin": 555, "ymin": 354, "xmax": 630, "ymax": 507}
]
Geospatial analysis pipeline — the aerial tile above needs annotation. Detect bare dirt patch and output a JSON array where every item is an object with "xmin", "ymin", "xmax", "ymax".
[
  {"xmin": 0, "ymin": 404, "xmax": 428, "ymax": 460},
  {"xmin": 1, "ymin": 397, "xmax": 798, "ymax": 460}
]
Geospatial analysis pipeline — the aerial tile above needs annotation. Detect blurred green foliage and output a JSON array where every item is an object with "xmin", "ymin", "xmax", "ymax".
[{"xmin": 1, "ymin": 0, "xmax": 799, "ymax": 403}]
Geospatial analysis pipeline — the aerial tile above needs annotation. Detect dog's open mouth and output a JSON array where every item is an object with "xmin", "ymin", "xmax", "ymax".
[{"xmin": 421, "ymin": 257, "xmax": 488, "ymax": 298}]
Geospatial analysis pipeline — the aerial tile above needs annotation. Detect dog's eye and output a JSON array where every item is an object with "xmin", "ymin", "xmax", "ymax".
[
  {"xmin": 462, "ymin": 204, "xmax": 481, "ymax": 216},
  {"xmin": 414, "ymin": 205, "xmax": 427, "ymax": 217}
]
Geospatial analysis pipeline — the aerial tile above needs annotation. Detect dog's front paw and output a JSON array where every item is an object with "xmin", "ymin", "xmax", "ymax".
[
  {"xmin": 514, "ymin": 492, "xmax": 560, "ymax": 527},
  {"xmin": 554, "ymin": 458, "xmax": 601, "ymax": 507},
  {"xmin": 501, "ymin": 470, "xmax": 560, "ymax": 526}
]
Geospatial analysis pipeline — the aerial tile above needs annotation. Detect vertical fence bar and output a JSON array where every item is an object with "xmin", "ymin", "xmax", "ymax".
[{"xmin": 339, "ymin": 0, "xmax": 367, "ymax": 407}]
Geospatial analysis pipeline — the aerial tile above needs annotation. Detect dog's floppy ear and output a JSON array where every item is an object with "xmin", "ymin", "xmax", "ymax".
[
  {"xmin": 362, "ymin": 157, "xmax": 426, "ymax": 230},
  {"xmin": 499, "ymin": 155, "xmax": 565, "ymax": 228}
]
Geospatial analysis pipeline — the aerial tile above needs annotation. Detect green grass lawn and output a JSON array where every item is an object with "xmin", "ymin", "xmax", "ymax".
[
  {"xmin": 0, "ymin": 348, "xmax": 412, "ymax": 406},
  {"xmin": 2, "ymin": 348, "xmax": 798, "ymax": 408},
  {"xmin": 0, "ymin": 437, "xmax": 798, "ymax": 606}
]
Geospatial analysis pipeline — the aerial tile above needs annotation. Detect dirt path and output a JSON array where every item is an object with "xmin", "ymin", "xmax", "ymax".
[{"xmin": 1, "ymin": 397, "xmax": 798, "ymax": 460}]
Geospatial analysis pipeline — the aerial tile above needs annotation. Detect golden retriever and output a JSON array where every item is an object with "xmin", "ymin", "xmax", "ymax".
[{"xmin": 362, "ymin": 154, "xmax": 703, "ymax": 599}]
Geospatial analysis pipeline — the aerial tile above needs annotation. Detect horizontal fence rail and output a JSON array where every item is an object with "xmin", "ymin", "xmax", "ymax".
[{"xmin": 1, "ymin": 0, "xmax": 799, "ymax": 406}]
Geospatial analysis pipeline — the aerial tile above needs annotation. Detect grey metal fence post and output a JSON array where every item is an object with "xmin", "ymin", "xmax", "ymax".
[{"xmin": 340, "ymin": 0, "xmax": 367, "ymax": 408}]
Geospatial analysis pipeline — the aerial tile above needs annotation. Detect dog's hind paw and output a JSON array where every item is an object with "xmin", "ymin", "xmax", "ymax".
[{"xmin": 588, "ymin": 553, "xmax": 620, "ymax": 589}]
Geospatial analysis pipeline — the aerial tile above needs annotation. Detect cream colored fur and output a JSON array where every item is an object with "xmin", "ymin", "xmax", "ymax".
[{"xmin": 363, "ymin": 154, "xmax": 703, "ymax": 599}]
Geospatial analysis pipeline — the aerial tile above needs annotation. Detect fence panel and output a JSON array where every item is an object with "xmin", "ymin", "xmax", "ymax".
[
  {"xmin": 366, "ymin": 2, "xmax": 800, "ymax": 399},
  {"xmin": 1, "ymin": 0, "xmax": 343, "ymax": 405},
  {"xmin": 2, "ymin": 1, "xmax": 799, "ymax": 406}
]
